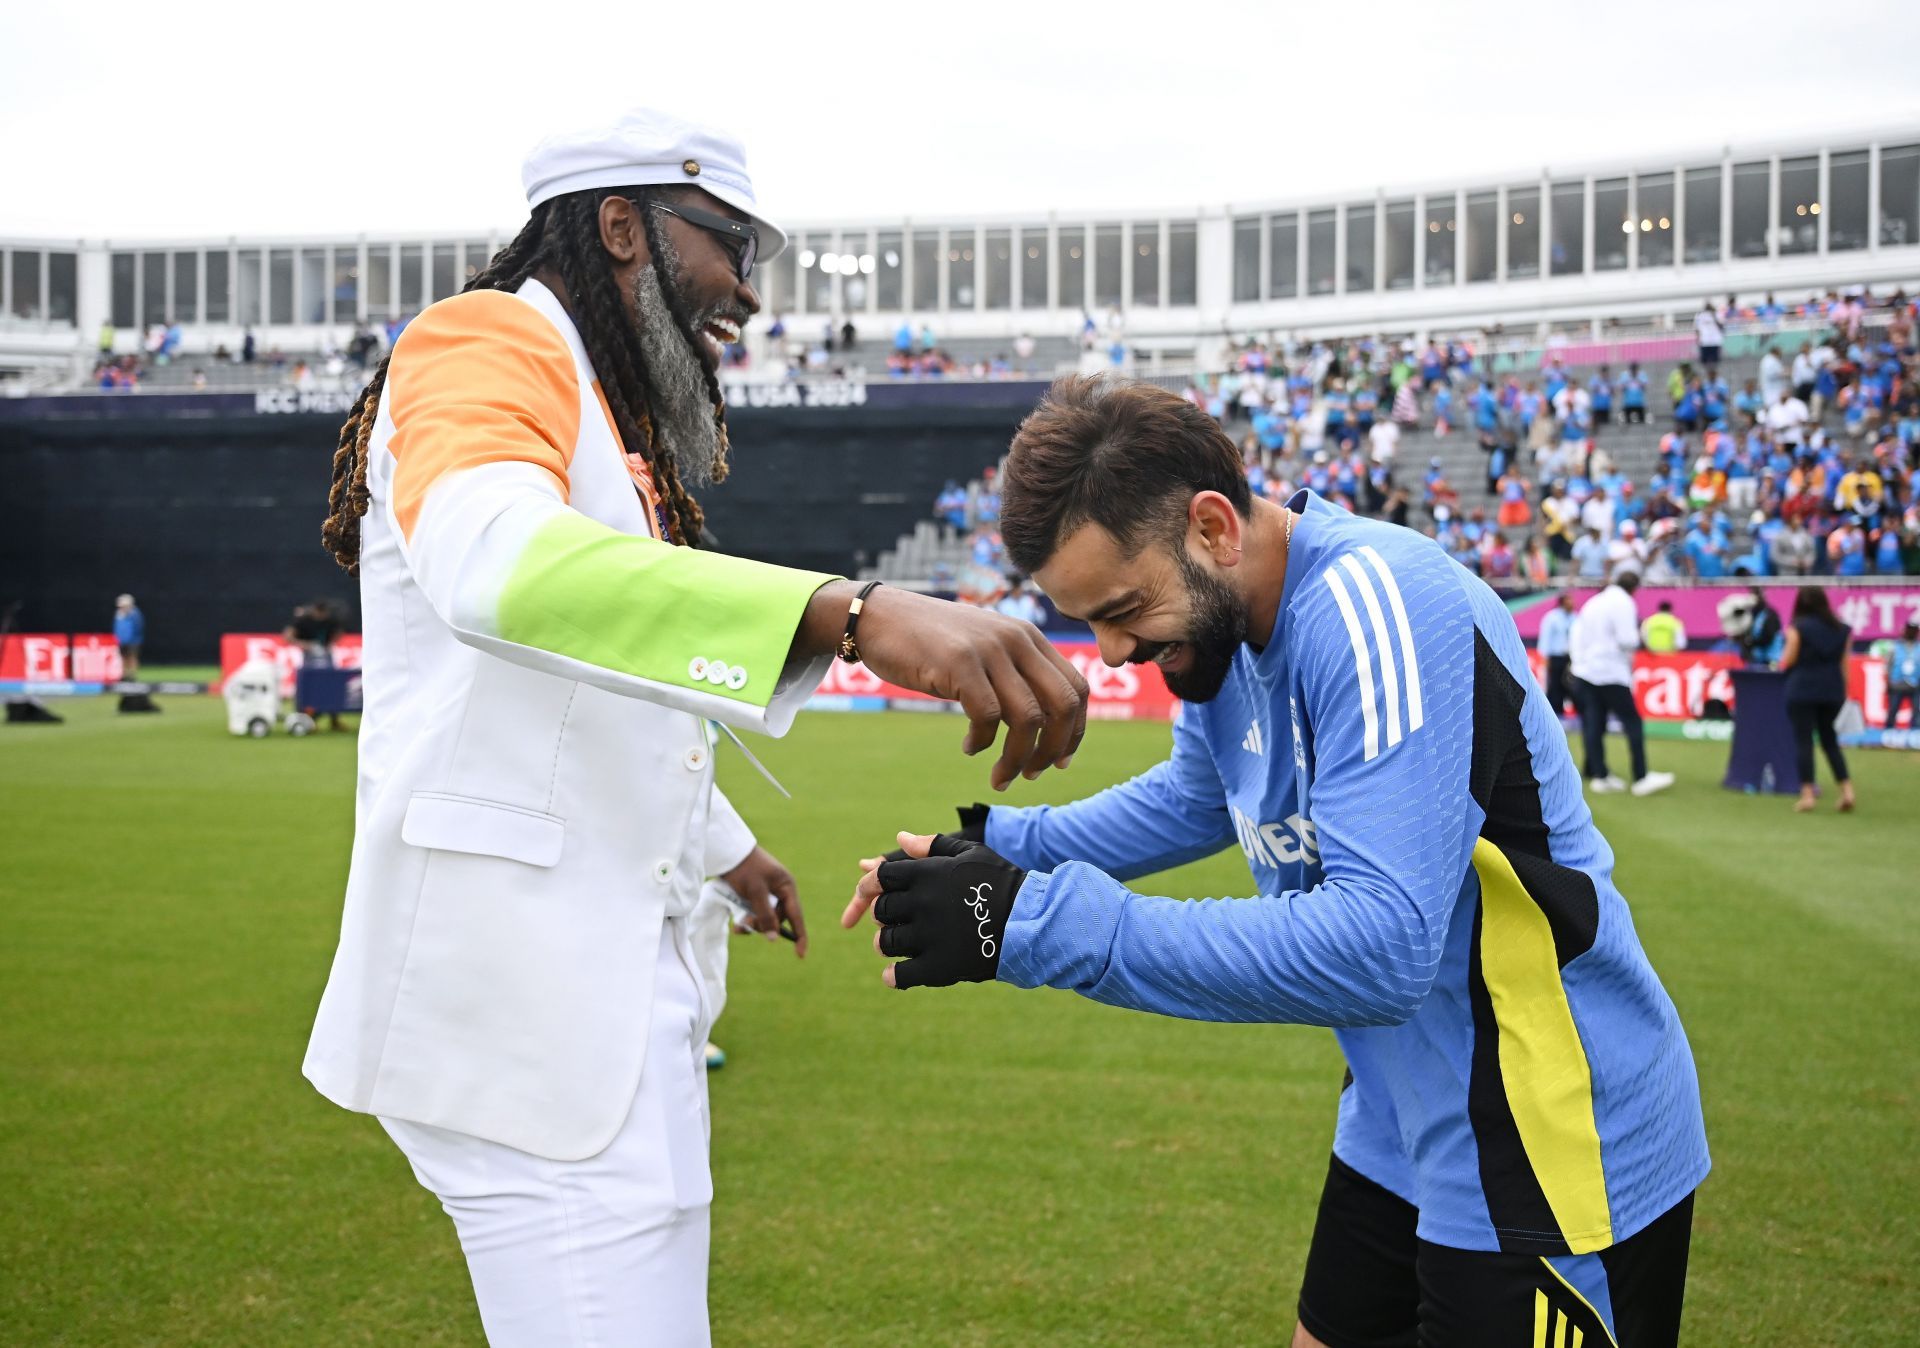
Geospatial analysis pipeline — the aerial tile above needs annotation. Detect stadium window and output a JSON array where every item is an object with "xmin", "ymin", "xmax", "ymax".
[
  {"xmin": 364, "ymin": 246, "xmax": 392, "ymax": 324},
  {"xmin": 399, "ymin": 244, "xmax": 425, "ymax": 314},
  {"xmin": 1465, "ymin": 191, "xmax": 1497, "ymax": 283},
  {"xmin": 911, "ymin": 230, "xmax": 940, "ymax": 312},
  {"xmin": 755, "ymin": 243, "xmax": 791, "ymax": 317},
  {"xmin": 1056, "ymin": 227, "xmax": 1085, "ymax": 310},
  {"xmin": 1730, "ymin": 161, "xmax": 1769, "ymax": 258},
  {"xmin": 1093, "ymin": 224, "xmax": 1121, "ymax": 310},
  {"xmin": 1384, "ymin": 199, "xmax": 1414, "ymax": 289},
  {"xmin": 1506, "ymin": 187, "xmax": 1539, "ymax": 279},
  {"xmin": 1018, "ymin": 228, "xmax": 1046, "ymax": 308},
  {"xmin": 1548, "ymin": 181, "xmax": 1583, "ymax": 276},
  {"xmin": 333, "ymin": 248, "xmax": 359, "ymax": 322},
  {"xmin": 144, "ymin": 250, "xmax": 169, "ymax": 325},
  {"xmin": 1307, "ymin": 209, "xmax": 1336, "ymax": 295},
  {"xmin": 1231, "ymin": 217, "xmax": 1260, "ymax": 302},
  {"xmin": 300, "ymin": 248, "xmax": 327, "ymax": 323},
  {"xmin": 1424, "ymin": 197, "xmax": 1456, "ymax": 285},
  {"xmin": 797, "ymin": 233, "xmax": 830, "ymax": 312},
  {"xmin": 840, "ymin": 229, "xmax": 872, "ymax": 312},
  {"xmin": 1268, "ymin": 213, "xmax": 1298, "ymax": 299},
  {"xmin": 1637, "ymin": 172, "xmax": 1674, "ymax": 267},
  {"xmin": 171, "ymin": 251, "xmax": 199, "ymax": 323},
  {"xmin": 1168, "ymin": 221, "xmax": 1196, "ymax": 306},
  {"xmin": 49, "ymin": 251, "xmax": 77, "ymax": 325},
  {"xmin": 204, "ymin": 249, "xmax": 229, "ymax": 323},
  {"xmin": 463, "ymin": 240, "xmax": 491, "ymax": 283},
  {"xmin": 269, "ymin": 249, "xmax": 295, "ymax": 325},
  {"xmin": 237, "ymin": 249, "xmax": 264, "ymax": 326},
  {"xmin": 1777, "ymin": 156, "xmax": 1818, "ymax": 255},
  {"xmin": 10, "ymin": 249, "xmax": 40, "ymax": 320},
  {"xmin": 1827, "ymin": 149, "xmax": 1869, "ymax": 252},
  {"xmin": 110, "ymin": 252, "xmax": 137, "ymax": 329},
  {"xmin": 431, "ymin": 243, "xmax": 457, "ymax": 303},
  {"xmin": 1683, "ymin": 167, "xmax": 1721, "ymax": 263},
  {"xmin": 875, "ymin": 230, "xmax": 903, "ymax": 310},
  {"xmin": 985, "ymin": 228, "xmax": 1012, "ymax": 310},
  {"xmin": 1879, "ymin": 144, "xmax": 1919, "ymax": 247},
  {"xmin": 949, "ymin": 230, "xmax": 977, "ymax": 310},
  {"xmin": 1345, "ymin": 204, "xmax": 1375, "ymax": 293},
  {"xmin": 1132, "ymin": 222, "xmax": 1159, "ymax": 306},
  {"xmin": 1594, "ymin": 177, "xmax": 1629, "ymax": 271}
]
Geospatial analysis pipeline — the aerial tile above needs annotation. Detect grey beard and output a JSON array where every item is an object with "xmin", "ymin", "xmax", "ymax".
[{"xmin": 629, "ymin": 249, "xmax": 721, "ymax": 489}]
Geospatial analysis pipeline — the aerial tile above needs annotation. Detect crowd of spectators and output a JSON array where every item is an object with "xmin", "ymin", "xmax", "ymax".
[{"xmin": 1181, "ymin": 288, "xmax": 1920, "ymax": 582}]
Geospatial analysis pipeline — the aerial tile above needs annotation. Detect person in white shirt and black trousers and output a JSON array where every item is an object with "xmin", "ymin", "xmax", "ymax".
[{"xmin": 1569, "ymin": 567, "xmax": 1675, "ymax": 796}]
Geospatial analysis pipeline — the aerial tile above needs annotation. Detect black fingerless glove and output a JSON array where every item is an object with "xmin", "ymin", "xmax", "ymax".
[
  {"xmin": 873, "ymin": 834, "xmax": 1025, "ymax": 989},
  {"xmin": 882, "ymin": 804, "xmax": 990, "ymax": 863}
]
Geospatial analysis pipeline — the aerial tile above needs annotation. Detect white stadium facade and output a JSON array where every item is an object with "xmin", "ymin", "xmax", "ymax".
[{"xmin": 5, "ymin": 125, "xmax": 1920, "ymax": 384}]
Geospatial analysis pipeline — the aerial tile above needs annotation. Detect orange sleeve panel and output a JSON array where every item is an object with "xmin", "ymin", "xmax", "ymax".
[{"xmin": 386, "ymin": 289, "xmax": 581, "ymax": 543}]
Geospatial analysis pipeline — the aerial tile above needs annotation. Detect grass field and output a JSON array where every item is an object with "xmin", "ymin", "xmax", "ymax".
[{"xmin": 2, "ymin": 695, "xmax": 1916, "ymax": 1345}]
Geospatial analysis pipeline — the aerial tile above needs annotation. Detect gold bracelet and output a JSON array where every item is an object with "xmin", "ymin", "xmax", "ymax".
[{"xmin": 838, "ymin": 581, "xmax": 883, "ymax": 663}]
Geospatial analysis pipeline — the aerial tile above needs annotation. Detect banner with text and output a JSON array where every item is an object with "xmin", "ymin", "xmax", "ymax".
[
  {"xmin": 1511, "ymin": 585, "xmax": 1920, "ymax": 644},
  {"xmin": 1525, "ymin": 649, "xmax": 1904, "ymax": 725},
  {"xmin": 218, "ymin": 633, "xmax": 364, "ymax": 696},
  {"xmin": 810, "ymin": 642, "xmax": 1177, "ymax": 721}
]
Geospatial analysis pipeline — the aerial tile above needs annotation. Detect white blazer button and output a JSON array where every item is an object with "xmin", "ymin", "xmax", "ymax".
[
  {"xmin": 653, "ymin": 860, "xmax": 673, "ymax": 884},
  {"xmin": 706, "ymin": 661, "xmax": 730, "ymax": 686},
  {"xmin": 684, "ymin": 747, "xmax": 707, "ymax": 771},
  {"xmin": 725, "ymin": 666, "xmax": 748, "ymax": 691},
  {"xmin": 689, "ymin": 656, "xmax": 708, "ymax": 680}
]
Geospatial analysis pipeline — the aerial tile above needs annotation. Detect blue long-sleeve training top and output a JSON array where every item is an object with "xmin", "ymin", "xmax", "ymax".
[{"xmin": 988, "ymin": 490, "xmax": 1708, "ymax": 1256}]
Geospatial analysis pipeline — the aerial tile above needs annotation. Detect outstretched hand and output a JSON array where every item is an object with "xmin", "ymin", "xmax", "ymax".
[
  {"xmin": 822, "ymin": 586, "xmax": 1089, "ymax": 791},
  {"xmin": 843, "ymin": 832, "xmax": 1024, "ymax": 989}
]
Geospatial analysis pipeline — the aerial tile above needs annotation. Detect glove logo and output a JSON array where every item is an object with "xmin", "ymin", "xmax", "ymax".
[{"xmin": 967, "ymin": 882, "xmax": 997, "ymax": 960}]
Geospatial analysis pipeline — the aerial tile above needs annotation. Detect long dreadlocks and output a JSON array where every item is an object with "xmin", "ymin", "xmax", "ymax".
[{"xmin": 322, "ymin": 187, "xmax": 731, "ymax": 573}]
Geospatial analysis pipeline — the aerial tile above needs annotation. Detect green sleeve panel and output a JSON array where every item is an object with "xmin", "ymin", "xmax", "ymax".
[{"xmin": 494, "ymin": 509, "xmax": 836, "ymax": 711}]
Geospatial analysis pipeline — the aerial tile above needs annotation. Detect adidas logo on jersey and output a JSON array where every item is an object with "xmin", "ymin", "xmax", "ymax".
[
  {"xmin": 1320, "ymin": 545, "xmax": 1425, "ymax": 763},
  {"xmin": 1242, "ymin": 720, "xmax": 1264, "ymax": 755}
]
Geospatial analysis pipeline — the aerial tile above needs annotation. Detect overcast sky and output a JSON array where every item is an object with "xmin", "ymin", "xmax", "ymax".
[{"xmin": 6, "ymin": 0, "xmax": 1918, "ymax": 241}]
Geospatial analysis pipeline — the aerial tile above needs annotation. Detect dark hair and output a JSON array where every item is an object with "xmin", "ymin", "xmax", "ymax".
[
  {"xmin": 323, "ymin": 187, "xmax": 725, "ymax": 572},
  {"xmin": 1792, "ymin": 585, "xmax": 1839, "ymax": 626},
  {"xmin": 1000, "ymin": 375, "xmax": 1251, "ymax": 574}
]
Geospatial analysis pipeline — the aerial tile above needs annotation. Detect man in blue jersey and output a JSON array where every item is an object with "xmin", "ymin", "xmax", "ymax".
[{"xmin": 844, "ymin": 376, "xmax": 1707, "ymax": 1347}]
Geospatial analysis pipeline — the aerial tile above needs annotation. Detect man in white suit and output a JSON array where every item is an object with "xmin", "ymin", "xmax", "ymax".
[{"xmin": 304, "ymin": 108, "xmax": 1087, "ymax": 1345}]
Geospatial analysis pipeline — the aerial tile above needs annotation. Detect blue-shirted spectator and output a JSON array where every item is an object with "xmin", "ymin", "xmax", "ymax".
[
  {"xmin": 1886, "ymin": 622, "xmax": 1920, "ymax": 729},
  {"xmin": 1621, "ymin": 362, "xmax": 1649, "ymax": 424},
  {"xmin": 1588, "ymin": 367, "xmax": 1614, "ymax": 426},
  {"xmin": 1684, "ymin": 520, "xmax": 1727, "ymax": 578},
  {"xmin": 112, "ymin": 593, "xmax": 144, "ymax": 678},
  {"xmin": 1572, "ymin": 525, "xmax": 1609, "ymax": 579},
  {"xmin": 1537, "ymin": 591, "xmax": 1577, "ymax": 717}
]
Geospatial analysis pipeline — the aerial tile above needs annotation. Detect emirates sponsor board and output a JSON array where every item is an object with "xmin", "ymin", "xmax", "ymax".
[
  {"xmin": 1525, "ymin": 650, "xmax": 1904, "ymax": 725},
  {"xmin": 218, "ymin": 634, "xmax": 364, "ymax": 696},
  {"xmin": 811, "ymin": 642, "xmax": 1178, "ymax": 720}
]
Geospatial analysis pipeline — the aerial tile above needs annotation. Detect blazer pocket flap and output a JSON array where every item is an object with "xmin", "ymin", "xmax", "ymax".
[{"xmin": 401, "ymin": 793, "xmax": 565, "ymax": 868}]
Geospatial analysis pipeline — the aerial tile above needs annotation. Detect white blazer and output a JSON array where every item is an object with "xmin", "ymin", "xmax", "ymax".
[{"xmin": 303, "ymin": 280, "xmax": 831, "ymax": 1160}]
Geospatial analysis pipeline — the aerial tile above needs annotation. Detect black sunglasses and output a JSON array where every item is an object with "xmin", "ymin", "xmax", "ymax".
[{"xmin": 649, "ymin": 201, "xmax": 758, "ymax": 282}]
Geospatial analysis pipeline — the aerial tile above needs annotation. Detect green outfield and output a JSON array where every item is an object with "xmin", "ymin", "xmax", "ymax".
[{"xmin": 2, "ymin": 696, "xmax": 1915, "ymax": 1345}]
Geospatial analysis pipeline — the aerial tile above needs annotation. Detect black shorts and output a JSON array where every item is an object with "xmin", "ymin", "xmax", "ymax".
[{"xmin": 1296, "ymin": 1155, "xmax": 1694, "ymax": 1348}]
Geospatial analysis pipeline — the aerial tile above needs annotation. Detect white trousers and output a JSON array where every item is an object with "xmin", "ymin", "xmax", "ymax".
[{"xmin": 381, "ymin": 922, "xmax": 715, "ymax": 1347}]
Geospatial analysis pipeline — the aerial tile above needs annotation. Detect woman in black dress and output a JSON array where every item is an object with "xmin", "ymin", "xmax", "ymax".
[{"xmin": 1778, "ymin": 586, "xmax": 1855, "ymax": 813}]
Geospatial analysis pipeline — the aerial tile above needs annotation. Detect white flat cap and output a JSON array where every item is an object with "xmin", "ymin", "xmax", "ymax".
[{"xmin": 522, "ymin": 108, "xmax": 786, "ymax": 261}]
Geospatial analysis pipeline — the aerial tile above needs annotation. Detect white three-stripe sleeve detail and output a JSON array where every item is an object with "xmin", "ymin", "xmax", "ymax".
[
  {"xmin": 1322, "ymin": 567, "xmax": 1380, "ymax": 761},
  {"xmin": 1359, "ymin": 544, "xmax": 1423, "ymax": 732},
  {"xmin": 1338, "ymin": 553, "xmax": 1402, "ymax": 748}
]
